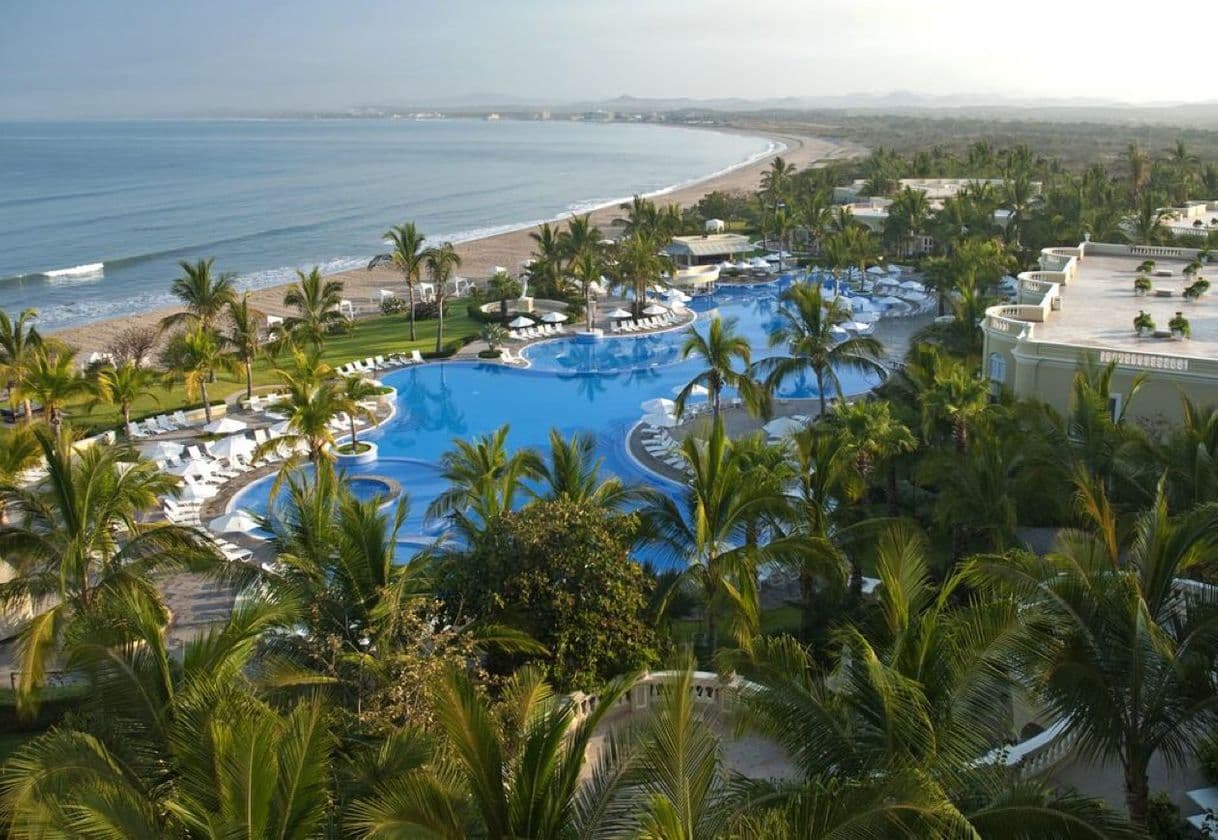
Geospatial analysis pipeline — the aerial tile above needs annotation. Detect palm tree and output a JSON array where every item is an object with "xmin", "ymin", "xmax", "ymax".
[
  {"xmin": 830, "ymin": 397, "xmax": 915, "ymax": 517},
  {"xmin": 974, "ymin": 475, "xmax": 1218, "ymax": 828},
  {"xmin": 559, "ymin": 212, "xmax": 602, "ymax": 265},
  {"xmin": 527, "ymin": 222, "xmax": 566, "ymax": 298},
  {"xmin": 1159, "ymin": 395, "xmax": 1218, "ymax": 507},
  {"xmin": 16, "ymin": 343, "xmax": 86, "ymax": 430},
  {"xmin": 753, "ymin": 283, "xmax": 887, "ymax": 416},
  {"xmin": 383, "ymin": 221, "xmax": 427, "ymax": 341},
  {"xmin": 743, "ymin": 524, "xmax": 1136, "ymax": 838},
  {"xmin": 258, "ymin": 349, "xmax": 341, "ymax": 468},
  {"xmin": 0, "ymin": 427, "xmax": 221, "ymax": 712},
  {"xmin": 160, "ymin": 327, "xmax": 233, "ymax": 424},
  {"xmin": 347, "ymin": 665, "xmax": 636, "ymax": 839},
  {"xmin": 616, "ymin": 232, "xmax": 669, "ymax": 318},
  {"xmin": 644, "ymin": 419, "xmax": 802, "ymax": 652},
  {"xmin": 569, "ymin": 249, "xmax": 605, "ymax": 331},
  {"xmin": 535, "ymin": 429, "xmax": 650, "ymax": 511},
  {"xmin": 918, "ymin": 352, "xmax": 990, "ymax": 454},
  {"xmin": 426, "ymin": 424, "xmax": 542, "ymax": 536},
  {"xmin": 225, "ymin": 292, "xmax": 264, "ymax": 402},
  {"xmin": 760, "ymin": 155, "xmax": 796, "ymax": 210},
  {"xmin": 674, "ymin": 316, "xmax": 764, "ymax": 421},
  {"xmin": 486, "ymin": 270, "xmax": 521, "ymax": 322},
  {"xmin": 882, "ymin": 187, "xmax": 931, "ymax": 255},
  {"xmin": 282, "ymin": 267, "xmax": 345, "ymax": 350},
  {"xmin": 159, "ymin": 257, "xmax": 237, "ymax": 332},
  {"xmin": 1124, "ymin": 142, "xmax": 1151, "ymax": 200},
  {"xmin": 89, "ymin": 361, "xmax": 161, "ymax": 438},
  {"xmin": 336, "ymin": 374, "xmax": 380, "ymax": 451},
  {"xmin": 0, "ymin": 308, "xmax": 43, "ymax": 423},
  {"xmin": 424, "ymin": 242, "xmax": 462, "ymax": 355}
]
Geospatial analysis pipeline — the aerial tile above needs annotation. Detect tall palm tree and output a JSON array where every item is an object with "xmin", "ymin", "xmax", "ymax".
[
  {"xmin": 535, "ymin": 429, "xmax": 650, "ymax": 511},
  {"xmin": 347, "ymin": 665, "xmax": 636, "ymax": 839},
  {"xmin": 974, "ymin": 475, "xmax": 1218, "ymax": 828},
  {"xmin": 760, "ymin": 155, "xmax": 796, "ymax": 210},
  {"xmin": 225, "ymin": 292, "xmax": 264, "ymax": 402},
  {"xmin": 616, "ymin": 232, "xmax": 670, "ymax": 319},
  {"xmin": 0, "ymin": 308, "xmax": 43, "ymax": 423},
  {"xmin": 918, "ymin": 352, "xmax": 990, "ymax": 454},
  {"xmin": 424, "ymin": 242, "xmax": 462, "ymax": 355},
  {"xmin": 257, "ymin": 349, "xmax": 341, "ymax": 469},
  {"xmin": 0, "ymin": 427, "xmax": 221, "ymax": 712},
  {"xmin": 336, "ymin": 374, "xmax": 380, "ymax": 451},
  {"xmin": 161, "ymin": 327, "xmax": 233, "ymax": 424},
  {"xmin": 282, "ymin": 267, "xmax": 345, "ymax": 350},
  {"xmin": 569, "ymin": 249, "xmax": 605, "ymax": 331},
  {"xmin": 753, "ymin": 283, "xmax": 887, "ymax": 416},
  {"xmin": 674, "ymin": 316, "xmax": 764, "ymax": 421},
  {"xmin": 383, "ymin": 221, "xmax": 427, "ymax": 341},
  {"xmin": 527, "ymin": 222, "xmax": 566, "ymax": 298},
  {"xmin": 1159, "ymin": 395, "xmax": 1218, "ymax": 508},
  {"xmin": 160, "ymin": 257, "xmax": 237, "ymax": 333},
  {"xmin": 486, "ymin": 270, "xmax": 521, "ymax": 322},
  {"xmin": 16, "ymin": 343, "xmax": 86, "ymax": 430},
  {"xmin": 89, "ymin": 361, "xmax": 161, "ymax": 438},
  {"xmin": 426, "ymin": 424, "xmax": 542, "ymax": 536},
  {"xmin": 882, "ymin": 187, "xmax": 931, "ymax": 255},
  {"xmin": 559, "ymin": 212, "xmax": 601, "ymax": 266},
  {"xmin": 644, "ymin": 419, "xmax": 803, "ymax": 652}
]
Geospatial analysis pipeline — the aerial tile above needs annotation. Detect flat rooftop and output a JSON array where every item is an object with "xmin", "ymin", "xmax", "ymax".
[{"xmin": 1033, "ymin": 253, "xmax": 1218, "ymax": 358}]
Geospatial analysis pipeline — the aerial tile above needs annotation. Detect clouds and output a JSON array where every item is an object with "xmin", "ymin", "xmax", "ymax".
[{"xmin": 1, "ymin": 0, "xmax": 1215, "ymax": 117}]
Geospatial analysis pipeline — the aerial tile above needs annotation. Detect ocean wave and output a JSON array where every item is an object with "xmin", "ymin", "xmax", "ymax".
[{"xmin": 43, "ymin": 262, "xmax": 105, "ymax": 280}]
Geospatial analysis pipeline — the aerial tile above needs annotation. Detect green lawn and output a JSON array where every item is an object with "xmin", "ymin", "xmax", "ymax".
[{"xmin": 67, "ymin": 312, "xmax": 483, "ymax": 435}]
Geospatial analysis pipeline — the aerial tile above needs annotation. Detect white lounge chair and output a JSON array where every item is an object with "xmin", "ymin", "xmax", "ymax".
[
  {"xmin": 171, "ymin": 411, "xmax": 192, "ymax": 427},
  {"xmin": 129, "ymin": 422, "xmax": 151, "ymax": 439},
  {"xmin": 373, "ymin": 355, "xmax": 386, "ymax": 369},
  {"xmin": 411, "ymin": 350, "xmax": 425, "ymax": 364}
]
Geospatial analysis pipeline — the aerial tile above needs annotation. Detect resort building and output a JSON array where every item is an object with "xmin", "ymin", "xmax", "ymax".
[
  {"xmin": 982, "ymin": 242, "xmax": 1218, "ymax": 425},
  {"xmin": 1159, "ymin": 199, "xmax": 1218, "ymax": 237},
  {"xmin": 833, "ymin": 177, "xmax": 1041, "ymax": 204},
  {"xmin": 662, "ymin": 233, "xmax": 756, "ymax": 267}
]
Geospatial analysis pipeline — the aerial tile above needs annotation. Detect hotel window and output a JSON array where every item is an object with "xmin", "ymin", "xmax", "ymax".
[
  {"xmin": 987, "ymin": 353, "xmax": 1006, "ymax": 400},
  {"xmin": 1109, "ymin": 394, "xmax": 1123, "ymax": 424}
]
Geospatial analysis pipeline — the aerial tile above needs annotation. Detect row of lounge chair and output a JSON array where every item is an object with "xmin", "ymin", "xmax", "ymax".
[
  {"xmin": 508, "ymin": 324, "xmax": 567, "ymax": 341},
  {"xmin": 160, "ymin": 499, "xmax": 252, "ymax": 562},
  {"xmin": 639, "ymin": 428, "xmax": 690, "ymax": 474},
  {"xmin": 335, "ymin": 350, "xmax": 424, "ymax": 377},
  {"xmin": 127, "ymin": 411, "xmax": 203, "ymax": 439},
  {"xmin": 610, "ymin": 312, "xmax": 681, "ymax": 334}
]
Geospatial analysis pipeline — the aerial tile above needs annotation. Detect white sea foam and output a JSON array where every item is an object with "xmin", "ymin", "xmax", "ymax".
[{"xmin": 43, "ymin": 262, "xmax": 104, "ymax": 279}]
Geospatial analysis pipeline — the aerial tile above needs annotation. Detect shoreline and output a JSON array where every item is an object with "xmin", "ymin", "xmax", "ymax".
[{"xmin": 50, "ymin": 126, "xmax": 862, "ymax": 354}]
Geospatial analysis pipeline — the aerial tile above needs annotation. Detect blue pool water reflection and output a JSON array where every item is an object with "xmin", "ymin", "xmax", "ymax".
[{"xmin": 230, "ymin": 277, "xmax": 883, "ymax": 566}]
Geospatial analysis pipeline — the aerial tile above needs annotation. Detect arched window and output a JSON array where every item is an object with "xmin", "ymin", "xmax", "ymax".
[{"xmin": 987, "ymin": 352, "xmax": 1007, "ymax": 383}]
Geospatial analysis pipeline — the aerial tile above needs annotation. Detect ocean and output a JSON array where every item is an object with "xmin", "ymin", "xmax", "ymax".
[{"xmin": 0, "ymin": 119, "xmax": 774, "ymax": 330}]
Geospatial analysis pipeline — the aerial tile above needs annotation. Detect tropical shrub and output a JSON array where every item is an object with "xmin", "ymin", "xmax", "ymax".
[
  {"xmin": 1134, "ymin": 275, "xmax": 1152, "ymax": 294},
  {"xmin": 438, "ymin": 499, "xmax": 658, "ymax": 691},
  {"xmin": 1170, "ymin": 311, "xmax": 1191, "ymax": 337},
  {"xmin": 1134, "ymin": 310, "xmax": 1155, "ymax": 333},
  {"xmin": 379, "ymin": 295, "xmax": 406, "ymax": 315}
]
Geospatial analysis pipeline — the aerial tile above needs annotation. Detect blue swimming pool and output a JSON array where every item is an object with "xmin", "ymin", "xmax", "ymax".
[{"xmin": 230, "ymin": 276, "xmax": 883, "ymax": 565}]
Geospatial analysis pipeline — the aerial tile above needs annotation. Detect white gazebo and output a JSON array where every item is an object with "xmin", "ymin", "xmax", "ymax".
[{"xmin": 704, "ymin": 218, "xmax": 726, "ymax": 233}]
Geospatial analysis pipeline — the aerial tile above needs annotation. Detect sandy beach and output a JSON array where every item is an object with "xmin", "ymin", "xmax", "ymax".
[{"xmin": 50, "ymin": 127, "xmax": 862, "ymax": 355}]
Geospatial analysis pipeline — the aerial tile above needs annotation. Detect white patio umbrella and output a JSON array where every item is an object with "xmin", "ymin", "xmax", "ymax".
[
  {"xmin": 167, "ymin": 458, "xmax": 215, "ymax": 478},
  {"xmin": 672, "ymin": 383, "xmax": 709, "ymax": 397},
  {"xmin": 210, "ymin": 435, "xmax": 255, "ymax": 461},
  {"xmin": 642, "ymin": 304, "xmax": 668, "ymax": 316},
  {"xmin": 209, "ymin": 510, "xmax": 261, "ymax": 535},
  {"xmin": 663, "ymin": 288, "xmax": 692, "ymax": 303},
  {"xmin": 876, "ymin": 296, "xmax": 909, "ymax": 308},
  {"xmin": 606, "ymin": 308, "xmax": 632, "ymax": 319},
  {"xmin": 866, "ymin": 265, "xmax": 887, "ymax": 276},
  {"xmin": 764, "ymin": 416, "xmax": 805, "ymax": 438},
  {"xmin": 899, "ymin": 280, "xmax": 925, "ymax": 292},
  {"xmin": 540, "ymin": 312, "xmax": 568, "ymax": 323},
  {"xmin": 640, "ymin": 398, "xmax": 676, "ymax": 416},
  {"xmin": 143, "ymin": 441, "xmax": 184, "ymax": 461},
  {"xmin": 641, "ymin": 412, "xmax": 679, "ymax": 428},
  {"xmin": 829, "ymin": 324, "xmax": 850, "ymax": 340},
  {"xmin": 180, "ymin": 482, "xmax": 217, "ymax": 502},
  {"xmin": 203, "ymin": 417, "xmax": 247, "ymax": 435},
  {"xmin": 508, "ymin": 315, "xmax": 535, "ymax": 329}
]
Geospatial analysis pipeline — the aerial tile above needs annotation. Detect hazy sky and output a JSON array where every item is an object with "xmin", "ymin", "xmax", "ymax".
[{"xmin": 3, "ymin": 0, "xmax": 1216, "ymax": 117}]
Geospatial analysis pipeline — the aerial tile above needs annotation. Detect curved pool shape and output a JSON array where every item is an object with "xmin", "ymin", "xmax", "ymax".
[
  {"xmin": 347, "ymin": 477, "xmax": 395, "ymax": 503},
  {"xmin": 230, "ymin": 277, "xmax": 883, "ymax": 567}
]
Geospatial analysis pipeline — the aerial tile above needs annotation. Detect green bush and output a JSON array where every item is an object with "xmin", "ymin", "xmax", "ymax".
[
  {"xmin": 1198, "ymin": 730, "xmax": 1218, "ymax": 784},
  {"xmin": 380, "ymin": 295, "xmax": 406, "ymax": 315},
  {"xmin": 0, "ymin": 685, "xmax": 90, "ymax": 734},
  {"xmin": 1146, "ymin": 792, "xmax": 1193, "ymax": 840}
]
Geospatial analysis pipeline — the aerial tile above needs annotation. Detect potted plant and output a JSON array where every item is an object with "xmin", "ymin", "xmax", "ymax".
[
  {"xmin": 1134, "ymin": 275, "xmax": 1152, "ymax": 296},
  {"xmin": 1169, "ymin": 311, "xmax": 1191, "ymax": 339},
  {"xmin": 1134, "ymin": 310, "xmax": 1155, "ymax": 337},
  {"xmin": 1137, "ymin": 259, "xmax": 1156, "ymax": 274},
  {"xmin": 1184, "ymin": 278, "xmax": 1210, "ymax": 301},
  {"xmin": 1200, "ymin": 249, "xmax": 1212, "ymax": 264},
  {"xmin": 1184, "ymin": 260, "xmax": 1202, "ymax": 279}
]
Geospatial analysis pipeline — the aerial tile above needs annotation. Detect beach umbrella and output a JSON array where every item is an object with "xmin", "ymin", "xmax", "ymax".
[
  {"xmin": 210, "ymin": 435, "xmax": 255, "ymax": 461},
  {"xmin": 640, "ymin": 398, "xmax": 676, "ymax": 416},
  {"xmin": 209, "ymin": 510, "xmax": 261, "ymax": 535},
  {"xmin": 203, "ymin": 417, "xmax": 247, "ymax": 435},
  {"xmin": 167, "ymin": 458, "xmax": 215, "ymax": 478},
  {"xmin": 180, "ymin": 482, "xmax": 217, "ymax": 502},
  {"xmin": 642, "ymin": 304, "xmax": 668, "ymax": 316},
  {"xmin": 507, "ymin": 315, "xmax": 535, "ymax": 329},
  {"xmin": 845, "ymin": 321, "xmax": 876, "ymax": 334},
  {"xmin": 663, "ymin": 288, "xmax": 692, "ymax": 302},
  {"xmin": 143, "ymin": 441, "xmax": 184, "ymax": 461},
  {"xmin": 764, "ymin": 416, "xmax": 805, "ymax": 438},
  {"xmin": 607, "ymin": 308, "xmax": 632, "ymax": 319},
  {"xmin": 829, "ymin": 324, "xmax": 849, "ymax": 340},
  {"xmin": 876, "ymin": 296, "xmax": 908, "ymax": 307},
  {"xmin": 641, "ymin": 412, "xmax": 679, "ymax": 428},
  {"xmin": 887, "ymin": 264, "xmax": 903, "ymax": 275},
  {"xmin": 866, "ymin": 265, "xmax": 887, "ymax": 276},
  {"xmin": 540, "ymin": 311, "xmax": 568, "ymax": 323},
  {"xmin": 899, "ymin": 280, "xmax": 925, "ymax": 292}
]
